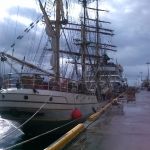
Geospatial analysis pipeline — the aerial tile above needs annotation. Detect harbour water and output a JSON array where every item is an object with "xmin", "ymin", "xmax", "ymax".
[
  {"xmin": 0, "ymin": 108, "xmax": 115, "ymax": 149},
  {"xmin": 0, "ymin": 105, "xmax": 118, "ymax": 150},
  {"xmin": 0, "ymin": 118, "xmax": 66, "ymax": 150},
  {"xmin": 0, "ymin": 116, "xmax": 84, "ymax": 149},
  {"xmin": 0, "ymin": 118, "xmax": 22, "ymax": 150}
]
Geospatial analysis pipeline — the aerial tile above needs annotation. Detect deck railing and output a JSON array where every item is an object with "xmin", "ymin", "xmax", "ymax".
[{"xmin": 2, "ymin": 73, "xmax": 95, "ymax": 95}]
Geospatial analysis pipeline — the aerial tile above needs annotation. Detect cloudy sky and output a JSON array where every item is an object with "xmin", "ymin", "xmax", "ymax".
[
  {"xmin": 103, "ymin": 0, "xmax": 150, "ymax": 85},
  {"xmin": 0, "ymin": 0, "xmax": 149, "ymax": 85}
]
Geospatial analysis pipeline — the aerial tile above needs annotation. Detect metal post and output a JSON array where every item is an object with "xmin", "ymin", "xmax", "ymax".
[
  {"xmin": 140, "ymin": 72, "xmax": 143, "ymax": 81},
  {"xmin": 146, "ymin": 62, "xmax": 150, "ymax": 81}
]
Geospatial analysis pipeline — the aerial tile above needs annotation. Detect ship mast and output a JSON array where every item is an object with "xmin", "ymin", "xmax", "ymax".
[
  {"xmin": 55, "ymin": 0, "xmax": 61, "ymax": 81},
  {"xmin": 96, "ymin": 0, "xmax": 100, "ymax": 61},
  {"xmin": 38, "ymin": 0, "xmax": 65, "ymax": 81},
  {"xmin": 81, "ymin": 0, "xmax": 87, "ymax": 82},
  {"xmin": 94, "ymin": 0, "xmax": 102, "ymax": 100}
]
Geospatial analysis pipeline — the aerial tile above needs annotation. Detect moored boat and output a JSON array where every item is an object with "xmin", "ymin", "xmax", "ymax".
[{"xmin": 0, "ymin": 0, "xmax": 119, "ymax": 135}]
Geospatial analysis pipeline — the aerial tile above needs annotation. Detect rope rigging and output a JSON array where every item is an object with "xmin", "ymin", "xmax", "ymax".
[
  {"xmin": 32, "ymin": 27, "xmax": 46, "ymax": 64},
  {"xmin": 6, "ymin": 17, "xmax": 41, "ymax": 53},
  {"xmin": 4, "ymin": 118, "xmax": 79, "ymax": 150},
  {"xmin": 2, "ymin": 15, "xmax": 42, "ymax": 74},
  {"xmin": 37, "ymin": 37, "xmax": 50, "ymax": 68},
  {"xmin": 62, "ymin": 29, "xmax": 80, "ymax": 79},
  {"xmin": 9, "ymin": 5, "xmax": 20, "ymax": 73},
  {"xmin": 0, "ymin": 96, "xmax": 53, "ymax": 142}
]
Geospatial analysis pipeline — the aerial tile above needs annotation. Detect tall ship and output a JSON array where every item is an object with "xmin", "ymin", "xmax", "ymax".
[
  {"xmin": 0, "ymin": 0, "xmax": 118, "ymax": 134},
  {"xmin": 86, "ymin": 54, "xmax": 126, "ymax": 99}
]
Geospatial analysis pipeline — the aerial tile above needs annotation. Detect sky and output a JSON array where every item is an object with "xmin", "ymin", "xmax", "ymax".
[{"xmin": 0, "ymin": 0, "xmax": 149, "ymax": 85}]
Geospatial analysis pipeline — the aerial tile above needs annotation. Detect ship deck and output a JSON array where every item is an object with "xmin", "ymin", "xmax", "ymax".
[{"xmin": 66, "ymin": 90, "xmax": 150, "ymax": 150}]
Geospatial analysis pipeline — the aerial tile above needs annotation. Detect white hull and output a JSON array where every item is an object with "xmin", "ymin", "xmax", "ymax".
[{"xmin": 0, "ymin": 88, "xmax": 100, "ymax": 122}]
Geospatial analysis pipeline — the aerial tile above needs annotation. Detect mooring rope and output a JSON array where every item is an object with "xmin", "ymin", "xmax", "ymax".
[
  {"xmin": 0, "ymin": 96, "xmax": 52, "ymax": 142},
  {"xmin": 4, "ymin": 119, "xmax": 78, "ymax": 150},
  {"xmin": 3, "ymin": 92, "xmax": 127, "ymax": 149}
]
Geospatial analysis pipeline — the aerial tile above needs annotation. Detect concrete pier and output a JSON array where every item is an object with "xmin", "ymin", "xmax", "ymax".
[{"xmin": 67, "ymin": 90, "xmax": 150, "ymax": 150}]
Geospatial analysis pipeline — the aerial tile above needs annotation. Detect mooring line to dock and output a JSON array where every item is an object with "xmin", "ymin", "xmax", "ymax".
[
  {"xmin": 0, "ymin": 97, "xmax": 52, "ymax": 142},
  {"xmin": 44, "ymin": 92, "xmax": 127, "ymax": 150},
  {"xmin": 4, "ymin": 119, "xmax": 79, "ymax": 150},
  {"xmin": 4, "ymin": 92, "xmax": 127, "ymax": 150}
]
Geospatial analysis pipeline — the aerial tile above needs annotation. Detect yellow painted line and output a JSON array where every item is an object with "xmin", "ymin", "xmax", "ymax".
[{"xmin": 44, "ymin": 123, "xmax": 85, "ymax": 150}]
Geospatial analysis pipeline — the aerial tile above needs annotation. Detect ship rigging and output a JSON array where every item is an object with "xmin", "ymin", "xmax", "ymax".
[{"xmin": 0, "ymin": 0, "xmax": 123, "ymax": 136}]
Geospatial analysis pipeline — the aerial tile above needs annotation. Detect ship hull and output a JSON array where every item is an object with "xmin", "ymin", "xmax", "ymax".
[{"xmin": 0, "ymin": 88, "xmax": 100, "ymax": 135}]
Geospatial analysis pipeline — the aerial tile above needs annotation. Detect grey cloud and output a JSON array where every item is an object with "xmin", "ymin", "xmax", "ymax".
[
  {"xmin": 0, "ymin": 6, "xmax": 42, "ymax": 50},
  {"xmin": 8, "ymin": 7, "xmax": 41, "ymax": 19}
]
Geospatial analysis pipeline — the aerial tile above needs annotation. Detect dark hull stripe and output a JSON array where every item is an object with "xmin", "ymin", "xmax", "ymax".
[
  {"xmin": 0, "ymin": 91, "xmax": 94, "ymax": 97},
  {"xmin": 0, "ymin": 100, "xmax": 98, "ymax": 105}
]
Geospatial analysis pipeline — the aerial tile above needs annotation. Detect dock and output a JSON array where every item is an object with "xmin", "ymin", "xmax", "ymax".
[
  {"xmin": 41, "ymin": 90, "xmax": 149, "ymax": 150},
  {"xmin": 44, "ymin": 90, "xmax": 150, "ymax": 150},
  {"xmin": 64, "ymin": 90, "xmax": 150, "ymax": 150}
]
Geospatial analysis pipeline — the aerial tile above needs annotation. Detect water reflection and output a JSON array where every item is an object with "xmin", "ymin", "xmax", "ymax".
[
  {"xmin": 0, "ymin": 117, "xmax": 23, "ymax": 149},
  {"xmin": 0, "ymin": 116, "xmax": 70, "ymax": 150}
]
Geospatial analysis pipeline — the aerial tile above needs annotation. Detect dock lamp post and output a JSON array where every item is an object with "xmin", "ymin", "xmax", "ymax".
[
  {"xmin": 146, "ymin": 62, "xmax": 150, "ymax": 82},
  {"xmin": 139, "ymin": 72, "xmax": 143, "ymax": 88},
  {"xmin": 140, "ymin": 72, "xmax": 143, "ymax": 81}
]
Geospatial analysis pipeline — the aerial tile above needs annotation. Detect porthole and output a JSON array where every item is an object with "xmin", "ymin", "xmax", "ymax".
[
  {"xmin": 2, "ymin": 95, "xmax": 5, "ymax": 99},
  {"xmin": 49, "ymin": 97, "xmax": 53, "ymax": 101},
  {"xmin": 24, "ymin": 95, "xmax": 28, "ymax": 100}
]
